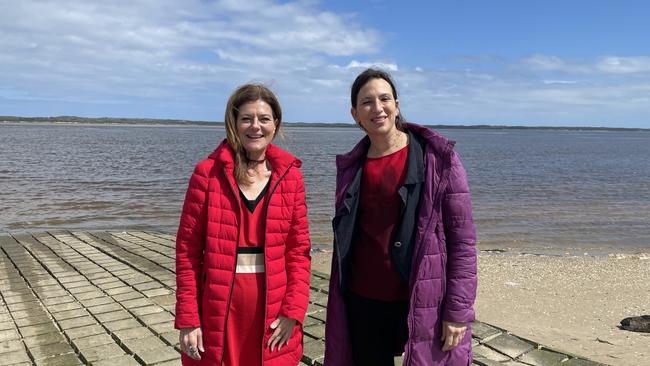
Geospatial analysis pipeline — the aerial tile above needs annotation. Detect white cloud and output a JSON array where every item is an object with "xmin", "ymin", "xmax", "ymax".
[
  {"xmin": 542, "ymin": 80, "xmax": 579, "ymax": 85},
  {"xmin": 377, "ymin": 59, "xmax": 650, "ymax": 127},
  {"xmin": 521, "ymin": 54, "xmax": 590, "ymax": 73},
  {"xmin": 311, "ymin": 79, "xmax": 345, "ymax": 88},
  {"xmin": 0, "ymin": 0, "xmax": 381, "ymax": 116},
  {"xmin": 596, "ymin": 56, "xmax": 650, "ymax": 74},
  {"xmin": 523, "ymin": 54, "xmax": 650, "ymax": 76},
  {"xmin": 522, "ymin": 55, "xmax": 567, "ymax": 70},
  {"xmin": 345, "ymin": 60, "xmax": 398, "ymax": 71}
]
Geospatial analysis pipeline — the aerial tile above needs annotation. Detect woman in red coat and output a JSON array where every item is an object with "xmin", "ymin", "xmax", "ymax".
[{"xmin": 175, "ymin": 84, "xmax": 311, "ymax": 366}]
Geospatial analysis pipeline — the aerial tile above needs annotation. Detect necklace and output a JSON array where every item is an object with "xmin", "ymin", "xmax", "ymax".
[{"xmin": 247, "ymin": 157, "xmax": 266, "ymax": 164}]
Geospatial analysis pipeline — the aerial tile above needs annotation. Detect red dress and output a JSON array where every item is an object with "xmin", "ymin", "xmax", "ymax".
[{"xmin": 222, "ymin": 182, "xmax": 270, "ymax": 366}]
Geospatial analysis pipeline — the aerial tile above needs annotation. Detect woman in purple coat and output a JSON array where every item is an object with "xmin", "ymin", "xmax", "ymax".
[{"xmin": 324, "ymin": 68, "xmax": 477, "ymax": 366}]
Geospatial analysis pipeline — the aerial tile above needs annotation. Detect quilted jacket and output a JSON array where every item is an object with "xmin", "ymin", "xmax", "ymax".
[
  {"xmin": 175, "ymin": 140, "xmax": 311, "ymax": 366},
  {"xmin": 324, "ymin": 123, "xmax": 477, "ymax": 365}
]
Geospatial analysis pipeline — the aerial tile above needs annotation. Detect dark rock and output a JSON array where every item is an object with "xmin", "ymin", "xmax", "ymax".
[{"xmin": 620, "ymin": 315, "xmax": 650, "ymax": 333}]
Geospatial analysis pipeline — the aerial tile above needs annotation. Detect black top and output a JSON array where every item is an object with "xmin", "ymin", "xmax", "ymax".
[{"xmin": 239, "ymin": 180, "xmax": 271, "ymax": 213}]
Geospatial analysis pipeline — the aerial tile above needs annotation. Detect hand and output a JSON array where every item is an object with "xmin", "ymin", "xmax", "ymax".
[
  {"xmin": 441, "ymin": 321, "xmax": 467, "ymax": 352},
  {"xmin": 179, "ymin": 327, "xmax": 204, "ymax": 360},
  {"xmin": 267, "ymin": 316, "xmax": 297, "ymax": 352}
]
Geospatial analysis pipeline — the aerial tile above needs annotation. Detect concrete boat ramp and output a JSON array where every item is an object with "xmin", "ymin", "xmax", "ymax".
[{"xmin": 0, "ymin": 231, "xmax": 605, "ymax": 365}]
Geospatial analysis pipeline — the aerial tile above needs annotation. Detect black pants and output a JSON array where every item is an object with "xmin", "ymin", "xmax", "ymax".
[{"xmin": 346, "ymin": 291, "xmax": 409, "ymax": 366}]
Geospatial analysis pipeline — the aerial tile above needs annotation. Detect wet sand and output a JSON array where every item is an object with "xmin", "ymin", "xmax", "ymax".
[{"xmin": 311, "ymin": 251, "xmax": 650, "ymax": 366}]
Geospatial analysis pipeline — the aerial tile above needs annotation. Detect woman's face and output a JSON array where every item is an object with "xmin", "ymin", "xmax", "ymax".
[
  {"xmin": 236, "ymin": 100, "xmax": 277, "ymax": 158},
  {"xmin": 351, "ymin": 78, "xmax": 400, "ymax": 138}
]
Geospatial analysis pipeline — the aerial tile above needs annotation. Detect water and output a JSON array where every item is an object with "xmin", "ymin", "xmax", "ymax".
[{"xmin": 2, "ymin": 123, "xmax": 649, "ymax": 254}]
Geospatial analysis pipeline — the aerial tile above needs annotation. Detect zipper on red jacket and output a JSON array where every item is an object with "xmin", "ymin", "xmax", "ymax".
[
  {"xmin": 220, "ymin": 165, "xmax": 242, "ymax": 366},
  {"xmin": 259, "ymin": 162, "xmax": 295, "ymax": 365}
]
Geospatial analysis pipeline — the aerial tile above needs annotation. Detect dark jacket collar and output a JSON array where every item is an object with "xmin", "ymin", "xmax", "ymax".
[{"xmin": 404, "ymin": 129, "xmax": 425, "ymax": 185}]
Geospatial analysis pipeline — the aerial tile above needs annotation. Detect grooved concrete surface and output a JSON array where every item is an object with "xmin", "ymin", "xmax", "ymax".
[{"xmin": 0, "ymin": 231, "xmax": 606, "ymax": 366}]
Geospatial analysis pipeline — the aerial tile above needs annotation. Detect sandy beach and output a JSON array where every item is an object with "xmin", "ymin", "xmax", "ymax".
[{"xmin": 311, "ymin": 251, "xmax": 650, "ymax": 366}]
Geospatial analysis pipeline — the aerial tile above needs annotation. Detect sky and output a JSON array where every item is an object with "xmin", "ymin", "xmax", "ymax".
[{"xmin": 1, "ymin": 0, "xmax": 649, "ymax": 128}]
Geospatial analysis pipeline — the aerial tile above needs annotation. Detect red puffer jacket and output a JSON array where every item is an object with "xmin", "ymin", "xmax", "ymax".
[{"xmin": 175, "ymin": 141, "xmax": 311, "ymax": 366}]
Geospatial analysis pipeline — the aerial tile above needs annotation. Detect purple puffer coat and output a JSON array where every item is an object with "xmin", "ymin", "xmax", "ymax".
[{"xmin": 324, "ymin": 123, "xmax": 477, "ymax": 366}]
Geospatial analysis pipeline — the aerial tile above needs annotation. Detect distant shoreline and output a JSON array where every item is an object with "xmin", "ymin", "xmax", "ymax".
[{"xmin": 2, "ymin": 115, "xmax": 648, "ymax": 132}]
